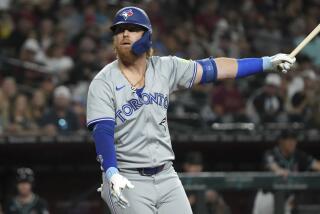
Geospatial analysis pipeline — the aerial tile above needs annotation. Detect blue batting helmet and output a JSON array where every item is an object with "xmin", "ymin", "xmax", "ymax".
[{"xmin": 110, "ymin": 6, "xmax": 152, "ymax": 55}]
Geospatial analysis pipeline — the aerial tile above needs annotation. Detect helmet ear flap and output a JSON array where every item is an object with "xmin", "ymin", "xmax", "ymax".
[{"xmin": 132, "ymin": 30, "xmax": 152, "ymax": 55}]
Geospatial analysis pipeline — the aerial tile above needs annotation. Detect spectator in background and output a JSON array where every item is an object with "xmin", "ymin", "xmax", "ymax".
[
  {"xmin": 15, "ymin": 39, "xmax": 48, "ymax": 84},
  {"xmin": 0, "ymin": 89, "xmax": 9, "ymax": 135},
  {"xmin": 2, "ymin": 16, "xmax": 34, "ymax": 56},
  {"xmin": 4, "ymin": 168, "xmax": 49, "ymax": 214},
  {"xmin": 41, "ymin": 86, "xmax": 79, "ymax": 136},
  {"xmin": 183, "ymin": 151, "xmax": 204, "ymax": 173},
  {"xmin": 183, "ymin": 152, "xmax": 204, "ymax": 212},
  {"xmin": 68, "ymin": 37, "xmax": 100, "ymax": 84},
  {"xmin": 211, "ymin": 80, "xmax": 247, "ymax": 123},
  {"xmin": 248, "ymin": 74, "xmax": 284, "ymax": 123},
  {"xmin": 205, "ymin": 189, "xmax": 231, "ymax": 214},
  {"xmin": 194, "ymin": 2, "xmax": 219, "ymax": 34},
  {"xmin": 300, "ymin": 70, "xmax": 319, "ymax": 127},
  {"xmin": 72, "ymin": 97, "xmax": 86, "ymax": 129},
  {"xmin": 182, "ymin": 152, "xmax": 231, "ymax": 214},
  {"xmin": 310, "ymin": 76, "xmax": 320, "ymax": 127},
  {"xmin": 1, "ymin": 77, "xmax": 17, "ymax": 106},
  {"xmin": 288, "ymin": 90, "xmax": 307, "ymax": 123},
  {"xmin": 252, "ymin": 190, "xmax": 274, "ymax": 214},
  {"xmin": 36, "ymin": 18, "xmax": 54, "ymax": 53},
  {"xmin": 264, "ymin": 130, "xmax": 320, "ymax": 177},
  {"xmin": 253, "ymin": 130, "xmax": 320, "ymax": 214},
  {"xmin": 21, "ymin": 38, "xmax": 44, "ymax": 64},
  {"xmin": 30, "ymin": 89, "xmax": 47, "ymax": 126},
  {"xmin": 51, "ymin": 27, "xmax": 70, "ymax": 51},
  {"xmin": 7, "ymin": 94, "xmax": 38, "ymax": 135},
  {"xmin": 0, "ymin": 12, "xmax": 14, "ymax": 41},
  {"xmin": 39, "ymin": 77, "xmax": 55, "ymax": 106},
  {"xmin": 253, "ymin": 18, "xmax": 282, "ymax": 56},
  {"xmin": 33, "ymin": 0, "xmax": 55, "ymax": 20},
  {"xmin": 16, "ymin": 18, "xmax": 55, "ymax": 66},
  {"xmin": 286, "ymin": 69, "xmax": 318, "ymax": 125},
  {"xmin": 44, "ymin": 43, "xmax": 74, "ymax": 83},
  {"xmin": 56, "ymin": 0, "xmax": 82, "ymax": 41},
  {"xmin": 71, "ymin": 77, "xmax": 90, "ymax": 130},
  {"xmin": 96, "ymin": 44, "xmax": 116, "ymax": 68},
  {"xmin": 0, "ymin": 80, "xmax": 14, "ymax": 135}
]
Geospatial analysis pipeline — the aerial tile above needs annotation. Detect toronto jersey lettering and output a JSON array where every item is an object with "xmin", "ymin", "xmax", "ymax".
[
  {"xmin": 115, "ymin": 92, "xmax": 169, "ymax": 123},
  {"xmin": 86, "ymin": 56, "xmax": 197, "ymax": 169}
]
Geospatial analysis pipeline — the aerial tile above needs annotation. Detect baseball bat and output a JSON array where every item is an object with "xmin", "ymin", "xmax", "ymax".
[{"xmin": 289, "ymin": 24, "xmax": 320, "ymax": 58}]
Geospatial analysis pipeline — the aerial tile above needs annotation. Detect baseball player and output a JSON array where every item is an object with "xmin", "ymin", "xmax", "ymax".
[
  {"xmin": 86, "ymin": 6, "xmax": 296, "ymax": 214},
  {"xmin": 4, "ymin": 168, "xmax": 49, "ymax": 214}
]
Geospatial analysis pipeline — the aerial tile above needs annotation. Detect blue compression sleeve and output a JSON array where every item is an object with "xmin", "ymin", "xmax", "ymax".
[
  {"xmin": 92, "ymin": 120, "xmax": 118, "ymax": 179},
  {"xmin": 236, "ymin": 58, "xmax": 265, "ymax": 79},
  {"xmin": 198, "ymin": 57, "xmax": 271, "ymax": 82}
]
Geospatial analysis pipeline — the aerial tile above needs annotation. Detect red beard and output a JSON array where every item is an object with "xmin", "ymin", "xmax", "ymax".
[{"xmin": 115, "ymin": 45, "xmax": 138, "ymax": 65}]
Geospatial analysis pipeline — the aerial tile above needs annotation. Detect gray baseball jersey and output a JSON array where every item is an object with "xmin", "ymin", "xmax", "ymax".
[{"xmin": 86, "ymin": 56, "xmax": 197, "ymax": 169}]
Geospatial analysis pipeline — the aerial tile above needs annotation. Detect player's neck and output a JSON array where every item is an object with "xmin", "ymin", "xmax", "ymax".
[{"xmin": 119, "ymin": 55, "xmax": 147, "ymax": 75}]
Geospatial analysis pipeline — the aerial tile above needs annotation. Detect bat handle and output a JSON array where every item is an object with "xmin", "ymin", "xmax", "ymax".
[{"xmin": 289, "ymin": 24, "xmax": 320, "ymax": 58}]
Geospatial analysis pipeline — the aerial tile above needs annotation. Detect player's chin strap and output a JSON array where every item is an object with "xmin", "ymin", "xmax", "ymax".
[{"xmin": 132, "ymin": 30, "xmax": 152, "ymax": 55}]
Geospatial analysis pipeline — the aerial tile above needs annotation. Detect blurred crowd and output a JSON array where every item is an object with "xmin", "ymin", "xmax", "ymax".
[{"xmin": 0, "ymin": 0, "xmax": 320, "ymax": 136}]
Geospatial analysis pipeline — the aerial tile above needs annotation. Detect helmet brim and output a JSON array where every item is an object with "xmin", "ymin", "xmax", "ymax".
[{"xmin": 110, "ymin": 22, "xmax": 150, "ymax": 33}]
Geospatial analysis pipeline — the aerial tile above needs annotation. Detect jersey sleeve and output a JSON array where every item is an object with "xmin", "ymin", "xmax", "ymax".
[
  {"xmin": 86, "ymin": 78, "xmax": 115, "ymax": 130},
  {"xmin": 161, "ymin": 56, "xmax": 197, "ymax": 93}
]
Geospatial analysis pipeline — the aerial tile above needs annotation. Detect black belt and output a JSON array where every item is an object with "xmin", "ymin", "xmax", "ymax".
[{"xmin": 137, "ymin": 164, "xmax": 165, "ymax": 176}]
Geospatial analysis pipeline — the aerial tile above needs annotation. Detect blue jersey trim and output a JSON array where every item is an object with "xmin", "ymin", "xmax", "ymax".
[
  {"xmin": 136, "ymin": 86, "xmax": 145, "ymax": 98},
  {"xmin": 189, "ymin": 62, "xmax": 197, "ymax": 88},
  {"xmin": 87, "ymin": 117, "xmax": 115, "ymax": 130}
]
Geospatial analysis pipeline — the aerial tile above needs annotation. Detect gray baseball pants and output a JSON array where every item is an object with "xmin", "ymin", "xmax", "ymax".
[{"xmin": 101, "ymin": 162, "xmax": 193, "ymax": 214}]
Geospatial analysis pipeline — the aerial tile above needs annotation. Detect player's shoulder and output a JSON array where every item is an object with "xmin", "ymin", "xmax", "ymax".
[
  {"xmin": 148, "ymin": 56, "xmax": 173, "ymax": 77},
  {"xmin": 90, "ymin": 60, "xmax": 118, "ymax": 84},
  {"xmin": 149, "ymin": 55, "xmax": 185, "ymax": 71},
  {"xmin": 149, "ymin": 55, "xmax": 163, "ymax": 65},
  {"xmin": 88, "ymin": 60, "xmax": 118, "ymax": 90},
  {"xmin": 93, "ymin": 60, "xmax": 118, "ymax": 81},
  {"xmin": 150, "ymin": 55, "xmax": 185, "ymax": 63}
]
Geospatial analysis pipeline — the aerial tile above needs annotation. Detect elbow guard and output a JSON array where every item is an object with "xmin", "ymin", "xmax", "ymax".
[{"xmin": 196, "ymin": 57, "xmax": 217, "ymax": 84}]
